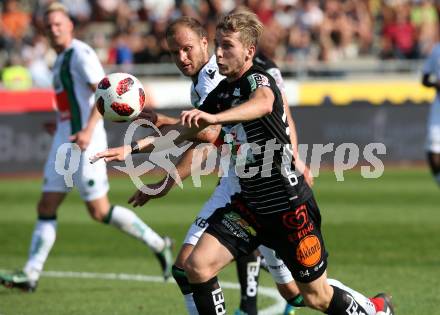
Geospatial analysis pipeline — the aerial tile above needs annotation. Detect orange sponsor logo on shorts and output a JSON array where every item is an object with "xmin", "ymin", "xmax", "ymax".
[{"xmin": 296, "ymin": 235, "xmax": 321, "ymax": 267}]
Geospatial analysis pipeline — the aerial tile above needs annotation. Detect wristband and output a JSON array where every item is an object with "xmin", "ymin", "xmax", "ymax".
[{"xmin": 130, "ymin": 141, "xmax": 141, "ymax": 154}]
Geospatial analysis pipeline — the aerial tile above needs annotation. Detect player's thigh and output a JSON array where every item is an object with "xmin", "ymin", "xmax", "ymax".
[
  {"xmin": 183, "ymin": 176, "xmax": 239, "ymax": 251},
  {"xmin": 175, "ymin": 243, "xmax": 195, "ymax": 268},
  {"xmin": 76, "ymin": 134, "xmax": 109, "ymax": 202},
  {"xmin": 258, "ymin": 245, "xmax": 293, "ymax": 285},
  {"xmin": 184, "ymin": 232, "xmax": 234, "ymax": 282},
  {"xmin": 37, "ymin": 192, "xmax": 67, "ymax": 217},
  {"xmin": 42, "ymin": 130, "xmax": 74, "ymax": 196},
  {"xmin": 85, "ymin": 195, "xmax": 111, "ymax": 221},
  {"xmin": 259, "ymin": 197, "xmax": 328, "ymax": 283}
]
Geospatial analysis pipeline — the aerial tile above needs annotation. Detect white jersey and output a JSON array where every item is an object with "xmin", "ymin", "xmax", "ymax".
[
  {"xmin": 43, "ymin": 39, "xmax": 109, "ymax": 201},
  {"xmin": 422, "ymin": 43, "xmax": 440, "ymax": 152},
  {"xmin": 52, "ymin": 39, "xmax": 105, "ymax": 134},
  {"xmin": 190, "ymin": 55, "xmax": 224, "ymax": 108}
]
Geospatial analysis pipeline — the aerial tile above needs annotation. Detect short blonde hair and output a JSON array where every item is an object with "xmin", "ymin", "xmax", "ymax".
[
  {"xmin": 44, "ymin": 2, "xmax": 69, "ymax": 17},
  {"xmin": 216, "ymin": 12, "xmax": 264, "ymax": 48}
]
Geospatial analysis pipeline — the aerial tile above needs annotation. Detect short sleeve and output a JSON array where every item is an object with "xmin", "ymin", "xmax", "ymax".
[
  {"xmin": 266, "ymin": 67, "xmax": 285, "ymax": 93},
  {"xmin": 246, "ymin": 72, "xmax": 272, "ymax": 93},
  {"xmin": 75, "ymin": 45, "xmax": 105, "ymax": 85}
]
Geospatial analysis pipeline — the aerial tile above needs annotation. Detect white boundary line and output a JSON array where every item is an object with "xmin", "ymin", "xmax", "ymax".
[{"xmin": 1, "ymin": 270, "xmax": 285, "ymax": 315}]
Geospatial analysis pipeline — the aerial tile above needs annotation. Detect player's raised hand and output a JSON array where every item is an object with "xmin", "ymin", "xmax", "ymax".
[
  {"xmin": 128, "ymin": 182, "xmax": 170, "ymax": 207},
  {"xmin": 180, "ymin": 109, "xmax": 218, "ymax": 128},
  {"xmin": 90, "ymin": 145, "xmax": 131, "ymax": 164},
  {"xmin": 135, "ymin": 108, "xmax": 158, "ymax": 126},
  {"xmin": 70, "ymin": 128, "xmax": 93, "ymax": 151}
]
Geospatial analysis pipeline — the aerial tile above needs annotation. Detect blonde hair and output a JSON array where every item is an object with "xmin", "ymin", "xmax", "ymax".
[
  {"xmin": 166, "ymin": 16, "xmax": 207, "ymax": 40},
  {"xmin": 216, "ymin": 12, "xmax": 264, "ymax": 48},
  {"xmin": 44, "ymin": 2, "xmax": 69, "ymax": 17}
]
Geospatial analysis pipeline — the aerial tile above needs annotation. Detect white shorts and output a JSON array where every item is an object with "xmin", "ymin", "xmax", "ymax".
[
  {"xmin": 258, "ymin": 245, "xmax": 293, "ymax": 284},
  {"xmin": 183, "ymin": 171, "xmax": 240, "ymax": 245},
  {"xmin": 43, "ymin": 123, "xmax": 109, "ymax": 201},
  {"xmin": 427, "ymin": 102, "xmax": 440, "ymax": 153}
]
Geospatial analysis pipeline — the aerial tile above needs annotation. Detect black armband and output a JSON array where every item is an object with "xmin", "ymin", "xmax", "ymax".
[{"xmin": 130, "ymin": 141, "xmax": 141, "ymax": 154}]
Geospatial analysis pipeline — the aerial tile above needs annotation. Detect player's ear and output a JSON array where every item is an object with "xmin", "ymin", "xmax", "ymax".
[
  {"xmin": 245, "ymin": 44, "xmax": 256, "ymax": 62},
  {"xmin": 201, "ymin": 36, "xmax": 208, "ymax": 50}
]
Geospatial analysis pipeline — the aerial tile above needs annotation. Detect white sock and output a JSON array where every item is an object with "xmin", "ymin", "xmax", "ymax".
[
  {"xmin": 23, "ymin": 219, "xmax": 57, "ymax": 281},
  {"xmin": 328, "ymin": 279, "xmax": 377, "ymax": 315},
  {"xmin": 184, "ymin": 293, "xmax": 199, "ymax": 315},
  {"xmin": 108, "ymin": 205, "xmax": 165, "ymax": 253}
]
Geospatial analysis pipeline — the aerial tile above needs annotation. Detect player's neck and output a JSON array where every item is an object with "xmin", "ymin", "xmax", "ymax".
[
  {"xmin": 54, "ymin": 38, "xmax": 73, "ymax": 54},
  {"xmin": 226, "ymin": 61, "xmax": 252, "ymax": 82},
  {"xmin": 190, "ymin": 58, "xmax": 209, "ymax": 83}
]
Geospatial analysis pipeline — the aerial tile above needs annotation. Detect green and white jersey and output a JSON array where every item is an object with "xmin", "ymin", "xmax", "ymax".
[
  {"xmin": 190, "ymin": 55, "xmax": 224, "ymax": 108},
  {"xmin": 52, "ymin": 39, "xmax": 105, "ymax": 134}
]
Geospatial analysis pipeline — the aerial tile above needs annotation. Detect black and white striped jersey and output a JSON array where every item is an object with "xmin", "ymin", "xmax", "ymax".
[{"xmin": 199, "ymin": 65, "xmax": 312, "ymax": 214}]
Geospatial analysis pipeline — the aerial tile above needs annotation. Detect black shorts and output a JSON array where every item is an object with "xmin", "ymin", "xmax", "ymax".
[{"xmin": 205, "ymin": 194, "xmax": 328, "ymax": 283}]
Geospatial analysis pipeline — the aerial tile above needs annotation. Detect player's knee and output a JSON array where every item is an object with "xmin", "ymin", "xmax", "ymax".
[
  {"xmin": 87, "ymin": 205, "xmax": 107, "ymax": 222},
  {"xmin": 172, "ymin": 265, "xmax": 192, "ymax": 295},
  {"xmin": 301, "ymin": 286, "xmax": 333, "ymax": 312},
  {"xmin": 277, "ymin": 282, "xmax": 300, "ymax": 301},
  {"xmin": 37, "ymin": 198, "xmax": 57, "ymax": 217},
  {"xmin": 183, "ymin": 256, "xmax": 214, "ymax": 282}
]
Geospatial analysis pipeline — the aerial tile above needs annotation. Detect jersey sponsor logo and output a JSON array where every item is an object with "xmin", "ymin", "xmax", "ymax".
[
  {"xmin": 284, "ymin": 205, "xmax": 315, "ymax": 242},
  {"xmin": 211, "ymin": 288, "xmax": 226, "ymax": 315},
  {"xmin": 247, "ymin": 73, "xmax": 270, "ymax": 91},
  {"xmin": 246, "ymin": 259, "xmax": 260, "ymax": 297},
  {"xmin": 224, "ymin": 211, "xmax": 257, "ymax": 237},
  {"xmin": 282, "ymin": 204, "xmax": 308, "ymax": 229},
  {"xmin": 193, "ymin": 216, "xmax": 208, "ymax": 228},
  {"xmin": 55, "ymin": 90, "xmax": 71, "ymax": 121},
  {"xmin": 296, "ymin": 235, "xmax": 321, "ymax": 267},
  {"xmin": 206, "ymin": 68, "xmax": 217, "ymax": 79}
]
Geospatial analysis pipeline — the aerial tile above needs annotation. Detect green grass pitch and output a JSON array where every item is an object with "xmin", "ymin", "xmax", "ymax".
[{"xmin": 0, "ymin": 168, "xmax": 439, "ymax": 314}]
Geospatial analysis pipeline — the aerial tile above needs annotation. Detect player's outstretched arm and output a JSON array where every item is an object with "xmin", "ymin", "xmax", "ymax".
[
  {"xmin": 181, "ymin": 87, "xmax": 274, "ymax": 127},
  {"xmin": 90, "ymin": 122, "xmax": 220, "ymax": 163},
  {"xmin": 136, "ymin": 108, "xmax": 180, "ymax": 128},
  {"xmin": 127, "ymin": 143, "xmax": 211, "ymax": 207}
]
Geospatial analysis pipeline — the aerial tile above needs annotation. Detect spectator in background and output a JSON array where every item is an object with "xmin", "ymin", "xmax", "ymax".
[
  {"xmin": 92, "ymin": 0, "xmax": 121, "ymax": 21},
  {"xmin": 345, "ymin": 0, "xmax": 374, "ymax": 55},
  {"xmin": 411, "ymin": 0, "xmax": 439, "ymax": 57},
  {"xmin": 382, "ymin": 3, "xmax": 418, "ymax": 59},
  {"xmin": 1, "ymin": 0, "xmax": 31, "ymax": 52},
  {"xmin": 1, "ymin": 54, "xmax": 32, "ymax": 90},
  {"xmin": 107, "ymin": 31, "xmax": 134, "ymax": 65},
  {"xmin": 319, "ymin": 0, "xmax": 356, "ymax": 61},
  {"xmin": 60, "ymin": 0, "xmax": 91, "ymax": 25},
  {"xmin": 22, "ymin": 34, "xmax": 54, "ymax": 88}
]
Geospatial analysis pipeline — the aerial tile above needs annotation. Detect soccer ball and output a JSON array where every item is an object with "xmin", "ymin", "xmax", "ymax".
[{"xmin": 95, "ymin": 72, "xmax": 146, "ymax": 122}]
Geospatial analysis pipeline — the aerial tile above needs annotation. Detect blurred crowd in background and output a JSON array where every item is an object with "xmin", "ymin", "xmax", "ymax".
[{"xmin": 1, "ymin": 0, "xmax": 440, "ymax": 89}]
